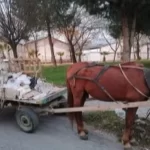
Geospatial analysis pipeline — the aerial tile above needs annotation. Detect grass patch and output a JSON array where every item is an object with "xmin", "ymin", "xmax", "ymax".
[
  {"xmin": 42, "ymin": 65, "xmax": 69, "ymax": 85},
  {"xmin": 140, "ymin": 60, "xmax": 150, "ymax": 68},
  {"xmin": 41, "ymin": 60, "xmax": 150, "ymax": 86},
  {"xmin": 103, "ymin": 60, "xmax": 150, "ymax": 68},
  {"xmin": 83, "ymin": 111, "xmax": 150, "ymax": 147},
  {"xmin": 83, "ymin": 111, "xmax": 124, "ymax": 138}
]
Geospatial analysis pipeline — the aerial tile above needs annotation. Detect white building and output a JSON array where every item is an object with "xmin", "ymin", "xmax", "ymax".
[
  {"xmin": 2, "ymin": 33, "xmax": 150, "ymax": 63},
  {"xmin": 6, "ymin": 36, "xmax": 70, "ymax": 63},
  {"xmin": 82, "ymin": 38, "xmax": 150, "ymax": 62}
]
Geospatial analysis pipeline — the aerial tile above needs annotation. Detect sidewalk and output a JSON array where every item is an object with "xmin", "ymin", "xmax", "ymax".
[
  {"xmin": 63, "ymin": 93, "xmax": 150, "ymax": 119},
  {"xmin": 85, "ymin": 100, "xmax": 150, "ymax": 119}
]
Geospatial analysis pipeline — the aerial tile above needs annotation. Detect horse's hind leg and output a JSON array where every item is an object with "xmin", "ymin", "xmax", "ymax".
[
  {"xmin": 77, "ymin": 92, "xmax": 89, "ymax": 134},
  {"xmin": 73, "ymin": 91, "xmax": 88, "ymax": 140},
  {"xmin": 122, "ymin": 107, "xmax": 138, "ymax": 149}
]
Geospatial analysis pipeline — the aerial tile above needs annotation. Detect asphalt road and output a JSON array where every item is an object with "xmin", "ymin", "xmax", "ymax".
[{"xmin": 0, "ymin": 108, "xmax": 125, "ymax": 150}]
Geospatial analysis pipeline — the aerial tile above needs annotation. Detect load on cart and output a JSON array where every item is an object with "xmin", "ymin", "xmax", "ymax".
[{"xmin": 0, "ymin": 58, "xmax": 67, "ymax": 133}]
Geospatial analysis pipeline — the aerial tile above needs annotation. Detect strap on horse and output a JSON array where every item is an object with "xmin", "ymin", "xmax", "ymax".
[
  {"xmin": 119, "ymin": 63, "xmax": 149, "ymax": 98},
  {"xmin": 92, "ymin": 65, "xmax": 117, "ymax": 102},
  {"xmin": 73, "ymin": 64, "xmax": 118, "ymax": 103},
  {"xmin": 70, "ymin": 62, "xmax": 149, "ymax": 103}
]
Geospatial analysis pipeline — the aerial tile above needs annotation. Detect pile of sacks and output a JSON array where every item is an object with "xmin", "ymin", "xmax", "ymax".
[{"xmin": 1, "ymin": 72, "xmax": 60, "ymax": 100}]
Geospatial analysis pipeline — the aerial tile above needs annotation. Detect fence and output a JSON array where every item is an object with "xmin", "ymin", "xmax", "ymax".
[{"xmin": 8, "ymin": 58, "xmax": 42, "ymax": 78}]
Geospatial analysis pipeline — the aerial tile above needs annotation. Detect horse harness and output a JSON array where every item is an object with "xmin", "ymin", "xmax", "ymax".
[{"xmin": 69, "ymin": 62, "xmax": 150, "ymax": 102}]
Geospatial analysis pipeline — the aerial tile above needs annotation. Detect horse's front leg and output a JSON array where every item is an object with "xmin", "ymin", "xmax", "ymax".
[
  {"xmin": 75, "ymin": 111, "xmax": 88, "ymax": 140},
  {"xmin": 122, "ymin": 107, "xmax": 138, "ymax": 149},
  {"xmin": 74, "ymin": 95, "xmax": 88, "ymax": 140}
]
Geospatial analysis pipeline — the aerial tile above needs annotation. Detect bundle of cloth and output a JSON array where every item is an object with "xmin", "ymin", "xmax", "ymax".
[
  {"xmin": 4, "ymin": 72, "xmax": 34, "ymax": 89},
  {"xmin": 1, "ymin": 72, "xmax": 60, "ymax": 100},
  {"xmin": 2, "ymin": 72, "xmax": 36, "ymax": 99}
]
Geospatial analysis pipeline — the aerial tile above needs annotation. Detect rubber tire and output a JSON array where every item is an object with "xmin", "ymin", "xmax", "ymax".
[
  {"xmin": 58, "ymin": 96, "xmax": 67, "ymax": 108},
  {"xmin": 58, "ymin": 96, "xmax": 67, "ymax": 116},
  {"xmin": 15, "ymin": 107, "xmax": 39, "ymax": 133}
]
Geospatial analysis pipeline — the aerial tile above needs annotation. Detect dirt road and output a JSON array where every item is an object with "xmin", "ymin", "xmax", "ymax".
[{"xmin": 0, "ymin": 108, "xmax": 125, "ymax": 150}]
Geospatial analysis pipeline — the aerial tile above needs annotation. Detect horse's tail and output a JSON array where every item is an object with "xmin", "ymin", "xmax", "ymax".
[{"xmin": 66, "ymin": 78, "xmax": 74, "ymax": 129}]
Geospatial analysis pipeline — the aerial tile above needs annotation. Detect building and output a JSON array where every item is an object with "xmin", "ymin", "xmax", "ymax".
[
  {"xmin": 82, "ymin": 38, "xmax": 150, "ymax": 62},
  {"xmin": 2, "ymin": 33, "xmax": 150, "ymax": 63},
  {"xmin": 6, "ymin": 36, "xmax": 70, "ymax": 63}
]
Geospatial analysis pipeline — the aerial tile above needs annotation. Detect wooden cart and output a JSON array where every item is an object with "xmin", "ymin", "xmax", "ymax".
[
  {"xmin": 1, "ymin": 58, "xmax": 150, "ymax": 133},
  {"xmin": 1, "ymin": 87, "xmax": 67, "ymax": 133},
  {"xmin": 0, "ymin": 58, "xmax": 68, "ymax": 133}
]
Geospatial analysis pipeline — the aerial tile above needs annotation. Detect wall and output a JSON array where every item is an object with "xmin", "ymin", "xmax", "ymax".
[
  {"xmin": 15, "ymin": 37, "xmax": 70, "ymax": 62},
  {"xmin": 82, "ymin": 42, "xmax": 150, "ymax": 62}
]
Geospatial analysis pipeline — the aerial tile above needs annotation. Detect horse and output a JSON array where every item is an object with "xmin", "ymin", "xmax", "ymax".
[{"xmin": 66, "ymin": 61, "xmax": 150, "ymax": 149}]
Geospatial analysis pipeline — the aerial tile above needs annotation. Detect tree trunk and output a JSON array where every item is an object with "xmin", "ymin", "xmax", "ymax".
[
  {"xmin": 113, "ymin": 51, "xmax": 117, "ymax": 62},
  {"xmin": 68, "ymin": 50, "xmax": 72, "ymax": 62},
  {"xmin": 46, "ymin": 19, "xmax": 57, "ymax": 66},
  {"xmin": 136, "ymin": 34, "xmax": 140, "ymax": 60},
  {"xmin": 10, "ymin": 44, "xmax": 18, "ymax": 58},
  {"xmin": 1, "ymin": 50, "xmax": 6, "ymax": 59},
  {"xmin": 147, "ymin": 43, "xmax": 149, "ymax": 60},
  {"xmin": 78, "ymin": 54, "xmax": 81, "ymax": 62},
  {"xmin": 121, "ymin": 11, "xmax": 130, "ymax": 62},
  {"xmin": 59, "ymin": 56, "xmax": 63, "ymax": 64},
  {"xmin": 78, "ymin": 49, "xmax": 82, "ymax": 62},
  {"xmin": 129, "ymin": 12, "xmax": 136, "ymax": 59},
  {"xmin": 34, "ymin": 40, "xmax": 38, "ymax": 58},
  {"xmin": 103, "ymin": 55, "xmax": 106, "ymax": 62},
  {"xmin": 8, "ymin": 49, "xmax": 10, "ymax": 60},
  {"xmin": 69, "ymin": 41, "xmax": 77, "ymax": 63}
]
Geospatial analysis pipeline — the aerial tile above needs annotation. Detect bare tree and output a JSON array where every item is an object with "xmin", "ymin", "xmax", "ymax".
[
  {"xmin": 60, "ymin": 24, "xmax": 78, "ymax": 63},
  {"xmin": 31, "ymin": 31, "xmax": 39, "ymax": 58},
  {"xmin": 102, "ymin": 32, "xmax": 121, "ymax": 62},
  {"xmin": 0, "ymin": 0, "xmax": 35, "ymax": 58},
  {"xmin": 74, "ymin": 28, "xmax": 92, "ymax": 62},
  {"xmin": 134, "ymin": 33, "xmax": 143, "ymax": 60},
  {"xmin": 59, "ymin": 5, "xmax": 97, "ymax": 63}
]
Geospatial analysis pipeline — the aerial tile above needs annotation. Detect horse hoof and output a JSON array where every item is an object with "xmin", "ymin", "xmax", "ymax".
[
  {"xmin": 84, "ymin": 129, "xmax": 88, "ymax": 135},
  {"xmin": 124, "ymin": 143, "xmax": 132, "ymax": 150},
  {"xmin": 130, "ymin": 138, "xmax": 138, "ymax": 146},
  {"xmin": 79, "ymin": 131, "xmax": 88, "ymax": 140}
]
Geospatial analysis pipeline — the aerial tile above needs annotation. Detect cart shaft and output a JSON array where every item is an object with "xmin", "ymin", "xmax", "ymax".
[{"xmin": 44, "ymin": 101, "xmax": 150, "ymax": 114}]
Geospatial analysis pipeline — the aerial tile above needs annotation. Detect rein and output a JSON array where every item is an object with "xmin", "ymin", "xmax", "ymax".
[
  {"xmin": 119, "ymin": 64, "xmax": 149, "ymax": 98},
  {"xmin": 69, "ymin": 63, "xmax": 149, "ymax": 102}
]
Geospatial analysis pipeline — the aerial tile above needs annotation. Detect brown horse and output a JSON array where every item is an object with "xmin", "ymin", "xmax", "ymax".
[{"xmin": 66, "ymin": 61, "xmax": 150, "ymax": 149}]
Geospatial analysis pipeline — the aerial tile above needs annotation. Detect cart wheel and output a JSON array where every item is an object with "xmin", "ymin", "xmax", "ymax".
[
  {"xmin": 15, "ymin": 107, "xmax": 39, "ymax": 133},
  {"xmin": 58, "ymin": 96, "xmax": 67, "ymax": 108}
]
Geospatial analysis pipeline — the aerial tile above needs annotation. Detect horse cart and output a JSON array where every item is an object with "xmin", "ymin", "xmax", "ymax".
[{"xmin": 0, "ymin": 58, "xmax": 67, "ymax": 133}]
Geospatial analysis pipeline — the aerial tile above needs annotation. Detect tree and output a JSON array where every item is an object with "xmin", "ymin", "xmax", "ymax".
[
  {"xmin": 58, "ymin": 4, "xmax": 80, "ymax": 63},
  {"xmin": 0, "ymin": 0, "xmax": 36, "ymax": 58},
  {"xmin": 57, "ymin": 52, "xmax": 64, "ymax": 64},
  {"xmin": 38, "ymin": 0, "xmax": 73, "ymax": 66},
  {"xmin": 3, "ymin": 42, "xmax": 11, "ymax": 59},
  {"xmin": 146, "ymin": 42, "xmax": 150, "ymax": 60},
  {"xmin": 134, "ymin": 33, "xmax": 142, "ymax": 60},
  {"xmin": 102, "ymin": 32, "xmax": 121, "ymax": 62},
  {"xmin": 31, "ymin": 31, "xmax": 39, "ymax": 58},
  {"xmin": 74, "ymin": 23, "xmax": 93, "ymax": 62},
  {"xmin": 13, "ymin": 0, "xmax": 72, "ymax": 66},
  {"xmin": 58, "ymin": 5, "xmax": 96, "ymax": 63},
  {"xmin": 100, "ymin": 51, "xmax": 109, "ymax": 62},
  {"xmin": 77, "ymin": 0, "xmax": 150, "ymax": 62},
  {"xmin": 27, "ymin": 48, "xmax": 40, "ymax": 58},
  {"xmin": 0, "ymin": 43, "xmax": 5, "ymax": 59},
  {"xmin": 13, "ymin": 0, "xmax": 44, "ymax": 58}
]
